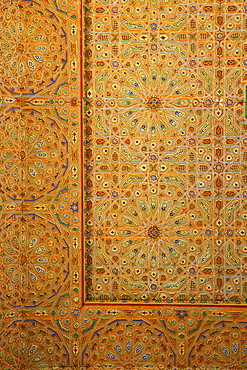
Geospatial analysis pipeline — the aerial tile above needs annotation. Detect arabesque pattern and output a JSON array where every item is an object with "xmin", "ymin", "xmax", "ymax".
[
  {"xmin": 0, "ymin": 0, "xmax": 81, "ymax": 307},
  {"xmin": 1, "ymin": 0, "xmax": 247, "ymax": 369},
  {"xmin": 81, "ymin": 307, "xmax": 247, "ymax": 369},
  {"xmin": 0, "ymin": 0, "xmax": 81, "ymax": 367}
]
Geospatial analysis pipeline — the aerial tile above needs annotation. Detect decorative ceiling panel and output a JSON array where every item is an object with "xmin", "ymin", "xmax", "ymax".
[{"xmin": 1, "ymin": 0, "xmax": 247, "ymax": 369}]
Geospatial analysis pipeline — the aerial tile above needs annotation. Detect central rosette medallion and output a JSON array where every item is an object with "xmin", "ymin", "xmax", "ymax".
[
  {"xmin": 146, "ymin": 96, "xmax": 162, "ymax": 111},
  {"xmin": 147, "ymin": 225, "xmax": 160, "ymax": 239}
]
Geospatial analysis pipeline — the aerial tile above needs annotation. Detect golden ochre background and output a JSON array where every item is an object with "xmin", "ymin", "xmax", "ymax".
[{"xmin": 0, "ymin": 0, "xmax": 247, "ymax": 368}]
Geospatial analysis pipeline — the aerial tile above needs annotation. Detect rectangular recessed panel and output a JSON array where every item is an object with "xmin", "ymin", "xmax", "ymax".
[{"xmin": 84, "ymin": 0, "xmax": 247, "ymax": 304}]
